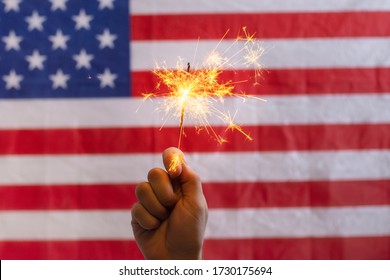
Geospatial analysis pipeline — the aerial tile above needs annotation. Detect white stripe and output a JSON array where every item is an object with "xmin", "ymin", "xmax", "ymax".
[
  {"xmin": 131, "ymin": 0, "xmax": 390, "ymax": 15},
  {"xmin": 131, "ymin": 38, "xmax": 390, "ymax": 70},
  {"xmin": 0, "ymin": 150, "xmax": 389, "ymax": 185},
  {"xmin": 206, "ymin": 206, "xmax": 390, "ymax": 238},
  {"xmin": 1, "ymin": 206, "xmax": 389, "ymax": 240},
  {"xmin": 0, "ymin": 210, "xmax": 132, "ymax": 240},
  {"xmin": 0, "ymin": 95, "xmax": 389, "ymax": 129},
  {"xmin": 0, "ymin": 154, "xmax": 157, "ymax": 185}
]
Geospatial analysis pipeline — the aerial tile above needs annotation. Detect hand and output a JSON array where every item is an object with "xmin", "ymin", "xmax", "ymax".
[{"xmin": 131, "ymin": 147, "xmax": 208, "ymax": 259}]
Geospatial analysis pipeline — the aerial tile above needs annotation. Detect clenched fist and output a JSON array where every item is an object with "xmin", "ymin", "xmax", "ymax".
[{"xmin": 131, "ymin": 147, "xmax": 208, "ymax": 259}]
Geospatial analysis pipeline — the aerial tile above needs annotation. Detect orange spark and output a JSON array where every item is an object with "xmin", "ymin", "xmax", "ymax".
[
  {"xmin": 168, "ymin": 152, "xmax": 184, "ymax": 173},
  {"xmin": 145, "ymin": 27, "xmax": 266, "ymax": 151}
]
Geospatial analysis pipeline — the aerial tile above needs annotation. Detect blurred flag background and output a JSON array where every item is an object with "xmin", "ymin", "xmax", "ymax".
[{"xmin": 0, "ymin": 0, "xmax": 390, "ymax": 259}]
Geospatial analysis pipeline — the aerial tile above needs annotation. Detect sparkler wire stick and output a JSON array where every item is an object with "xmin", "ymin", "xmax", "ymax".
[
  {"xmin": 177, "ymin": 100, "xmax": 185, "ymax": 150},
  {"xmin": 177, "ymin": 62, "xmax": 191, "ymax": 150}
]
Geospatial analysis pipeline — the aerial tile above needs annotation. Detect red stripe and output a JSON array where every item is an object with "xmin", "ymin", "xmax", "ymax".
[
  {"xmin": 1, "ymin": 236, "xmax": 389, "ymax": 259},
  {"xmin": 203, "ymin": 236, "xmax": 390, "ymax": 259},
  {"xmin": 0, "ymin": 240, "xmax": 143, "ymax": 260},
  {"xmin": 0, "ymin": 184, "xmax": 137, "ymax": 210},
  {"xmin": 204, "ymin": 180, "xmax": 390, "ymax": 208},
  {"xmin": 1, "ymin": 180, "xmax": 389, "ymax": 210},
  {"xmin": 131, "ymin": 12, "xmax": 390, "ymax": 40},
  {"xmin": 0, "ymin": 124, "xmax": 389, "ymax": 155},
  {"xmin": 132, "ymin": 68, "xmax": 390, "ymax": 96}
]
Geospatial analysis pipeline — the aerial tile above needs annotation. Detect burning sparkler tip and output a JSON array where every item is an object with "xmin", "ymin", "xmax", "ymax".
[{"xmin": 145, "ymin": 26, "xmax": 265, "ymax": 147}]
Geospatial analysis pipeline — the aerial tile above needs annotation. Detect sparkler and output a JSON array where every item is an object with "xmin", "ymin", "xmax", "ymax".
[{"xmin": 143, "ymin": 27, "xmax": 266, "ymax": 172}]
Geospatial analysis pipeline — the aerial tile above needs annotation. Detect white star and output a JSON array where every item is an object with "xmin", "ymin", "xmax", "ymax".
[
  {"xmin": 2, "ymin": 30, "xmax": 23, "ymax": 51},
  {"xmin": 73, "ymin": 49, "xmax": 94, "ymax": 69},
  {"xmin": 25, "ymin": 49, "xmax": 47, "ymax": 70},
  {"xmin": 97, "ymin": 68, "xmax": 117, "ymax": 88},
  {"xmin": 25, "ymin": 10, "xmax": 46, "ymax": 31},
  {"xmin": 98, "ymin": 0, "xmax": 115, "ymax": 10},
  {"xmin": 49, "ymin": 29, "xmax": 70, "ymax": 50},
  {"xmin": 49, "ymin": 0, "xmax": 68, "ymax": 11},
  {"xmin": 72, "ymin": 9, "xmax": 93, "ymax": 30},
  {"xmin": 3, "ymin": 69, "xmax": 23, "ymax": 90},
  {"xmin": 96, "ymin": 28, "xmax": 117, "ymax": 49},
  {"xmin": 2, "ymin": 0, "xmax": 22, "ymax": 12},
  {"xmin": 50, "ymin": 69, "xmax": 70, "ymax": 89}
]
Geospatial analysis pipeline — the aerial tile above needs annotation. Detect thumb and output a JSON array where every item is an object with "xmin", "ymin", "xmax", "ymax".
[
  {"xmin": 163, "ymin": 147, "xmax": 185, "ymax": 179},
  {"xmin": 162, "ymin": 147, "xmax": 202, "ymax": 197}
]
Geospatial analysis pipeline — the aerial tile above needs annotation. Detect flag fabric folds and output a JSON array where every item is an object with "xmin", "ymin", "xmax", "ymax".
[{"xmin": 0, "ymin": 0, "xmax": 390, "ymax": 259}]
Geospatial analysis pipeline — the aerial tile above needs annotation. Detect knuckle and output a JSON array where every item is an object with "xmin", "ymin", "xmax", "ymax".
[
  {"xmin": 131, "ymin": 202, "xmax": 142, "ymax": 218},
  {"xmin": 135, "ymin": 182, "xmax": 150, "ymax": 199},
  {"xmin": 147, "ymin": 167, "xmax": 165, "ymax": 182}
]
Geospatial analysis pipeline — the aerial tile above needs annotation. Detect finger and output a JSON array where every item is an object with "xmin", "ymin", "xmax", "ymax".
[
  {"xmin": 180, "ymin": 163, "xmax": 203, "ymax": 198},
  {"xmin": 163, "ymin": 147, "xmax": 203, "ymax": 198},
  {"xmin": 147, "ymin": 168, "xmax": 179, "ymax": 208},
  {"xmin": 162, "ymin": 147, "xmax": 184, "ymax": 178},
  {"xmin": 135, "ymin": 181, "xmax": 169, "ymax": 221},
  {"xmin": 131, "ymin": 202, "xmax": 161, "ymax": 230}
]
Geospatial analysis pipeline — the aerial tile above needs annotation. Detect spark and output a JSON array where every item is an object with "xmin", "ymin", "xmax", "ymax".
[
  {"xmin": 153, "ymin": 62, "xmax": 239, "ymax": 147},
  {"xmin": 224, "ymin": 111, "xmax": 253, "ymax": 141},
  {"xmin": 238, "ymin": 26, "xmax": 265, "ymax": 85},
  {"xmin": 168, "ymin": 152, "xmax": 184, "ymax": 173},
  {"xmin": 144, "ymin": 27, "xmax": 266, "ymax": 169}
]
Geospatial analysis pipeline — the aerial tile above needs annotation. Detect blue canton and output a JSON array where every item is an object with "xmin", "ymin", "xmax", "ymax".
[{"xmin": 0, "ymin": 0, "xmax": 129, "ymax": 98}]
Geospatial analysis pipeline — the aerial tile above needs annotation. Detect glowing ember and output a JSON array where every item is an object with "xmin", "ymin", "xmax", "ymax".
[
  {"xmin": 168, "ymin": 152, "xmax": 184, "ymax": 174},
  {"xmin": 143, "ymin": 27, "xmax": 266, "ymax": 154}
]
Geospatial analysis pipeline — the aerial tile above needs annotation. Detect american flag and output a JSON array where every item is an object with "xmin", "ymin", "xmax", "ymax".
[{"xmin": 0, "ymin": 0, "xmax": 390, "ymax": 259}]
